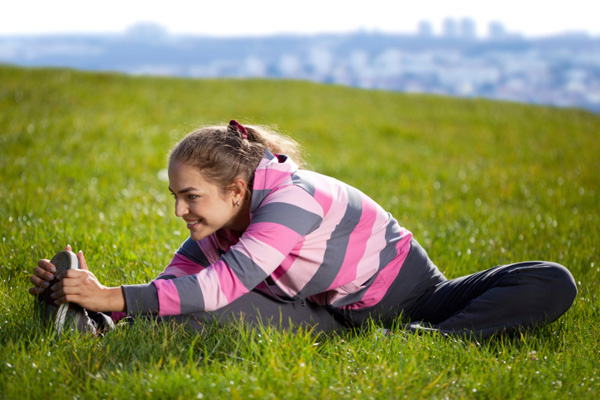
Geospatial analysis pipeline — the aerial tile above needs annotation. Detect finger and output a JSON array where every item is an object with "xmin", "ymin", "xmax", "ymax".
[
  {"xmin": 51, "ymin": 274, "xmax": 80, "ymax": 290},
  {"xmin": 56, "ymin": 268, "xmax": 83, "ymax": 280},
  {"xmin": 38, "ymin": 259, "xmax": 56, "ymax": 274},
  {"xmin": 50, "ymin": 279, "xmax": 63, "ymax": 291},
  {"xmin": 77, "ymin": 250, "xmax": 89, "ymax": 271},
  {"xmin": 65, "ymin": 244, "xmax": 72, "ymax": 252},
  {"xmin": 55, "ymin": 295, "xmax": 71, "ymax": 306},
  {"xmin": 34, "ymin": 266, "xmax": 55, "ymax": 281},
  {"xmin": 51, "ymin": 290, "xmax": 67, "ymax": 304},
  {"xmin": 30, "ymin": 274, "xmax": 51, "ymax": 288},
  {"xmin": 52, "ymin": 285, "xmax": 78, "ymax": 297},
  {"xmin": 51, "ymin": 287, "xmax": 81, "ymax": 305},
  {"xmin": 28, "ymin": 286, "xmax": 45, "ymax": 296}
]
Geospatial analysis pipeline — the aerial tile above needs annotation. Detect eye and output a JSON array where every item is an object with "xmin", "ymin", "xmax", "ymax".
[{"xmin": 188, "ymin": 195, "xmax": 199, "ymax": 200}]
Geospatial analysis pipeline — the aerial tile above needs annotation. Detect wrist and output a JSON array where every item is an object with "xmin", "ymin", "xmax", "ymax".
[{"xmin": 104, "ymin": 286, "xmax": 126, "ymax": 312}]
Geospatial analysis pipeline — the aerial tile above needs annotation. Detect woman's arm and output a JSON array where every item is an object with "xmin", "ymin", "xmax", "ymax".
[{"xmin": 119, "ymin": 237, "xmax": 216, "ymax": 316}]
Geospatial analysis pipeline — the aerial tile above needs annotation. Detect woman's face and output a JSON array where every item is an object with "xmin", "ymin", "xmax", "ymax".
[{"xmin": 168, "ymin": 161, "xmax": 244, "ymax": 241}]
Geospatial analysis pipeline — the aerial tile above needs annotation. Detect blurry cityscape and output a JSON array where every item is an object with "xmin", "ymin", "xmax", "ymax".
[{"xmin": 1, "ymin": 18, "xmax": 599, "ymax": 112}]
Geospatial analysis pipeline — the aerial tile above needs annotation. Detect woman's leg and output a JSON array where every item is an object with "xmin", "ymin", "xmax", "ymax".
[
  {"xmin": 157, "ymin": 289, "xmax": 345, "ymax": 334},
  {"xmin": 407, "ymin": 261, "xmax": 577, "ymax": 338}
]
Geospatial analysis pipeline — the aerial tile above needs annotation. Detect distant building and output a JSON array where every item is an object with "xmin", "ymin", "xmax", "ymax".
[
  {"xmin": 460, "ymin": 18, "xmax": 477, "ymax": 39},
  {"xmin": 243, "ymin": 56, "xmax": 267, "ymax": 77},
  {"xmin": 308, "ymin": 47, "xmax": 333, "ymax": 76},
  {"xmin": 418, "ymin": 20, "xmax": 434, "ymax": 37},
  {"xmin": 488, "ymin": 21, "xmax": 507, "ymax": 39},
  {"xmin": 443, "ymin": 18, "xmax": 458, "ymax": 38},
  {"xmin": 278, "ymin": 54, "xmax": 301, "ymax": 77}
]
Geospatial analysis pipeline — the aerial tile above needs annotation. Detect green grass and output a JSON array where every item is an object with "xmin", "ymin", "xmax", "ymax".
[{"xmin": 1, "ymin": 64, "xmax": 599, "ymax": 399}]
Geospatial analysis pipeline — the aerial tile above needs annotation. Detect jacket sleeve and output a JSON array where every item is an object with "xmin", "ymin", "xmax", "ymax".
[
  {"xmin": 120, "ymin": 236, "xmax": 220, "ymax": 316},
  {"xmin": 151, "ymin": 185, "xmax": 324, "ymax": 316}
]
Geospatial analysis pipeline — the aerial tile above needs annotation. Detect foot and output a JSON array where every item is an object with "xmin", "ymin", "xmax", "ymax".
[{"xmin": 35, "ymin": 250, "xmax": 97, "ymax": 335}]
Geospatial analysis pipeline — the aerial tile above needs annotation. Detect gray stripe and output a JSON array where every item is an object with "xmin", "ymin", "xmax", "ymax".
[
  {"xmin": 251, "ymin": 188, "xmax": 272, "ymax": 214},
  {"xmin": 121, "ymin": 283, "xmax": 160, "ymax": 315},
  {"xmin": 156, "ymin": 274, "xmax": 177, "ymax": 280},
  {"xmin": 174, "ymin": 275, "xmax": 206, "ymax": 314},
  {"xmin": 291, "ymin": 170, "xmax": 316, "ymax": 196},
  {"xmin": 375, "ymin": 214, "xmax": 404, "ymax": 275},
  {"xmin": 222, "ymin": 249, "xmax": 269, "ymax": 291},
  {"xmin": 299, "ymin": 185, "xmax": 364, "ymax": 298},
  {"xmin": 263, "ymin": 149, "xmax": 276, "ymax": 161},
  {"xmin": 251, "ymin": 202, "xmax": 322, "ymax": 235},
  {"xmin": 177, "ymin": 237, "xmax": 210, "ymax": 267}
]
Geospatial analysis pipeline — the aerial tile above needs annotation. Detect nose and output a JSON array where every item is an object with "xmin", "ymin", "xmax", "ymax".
[{"xmin": 174, "ymin": 199, "xmax": 188, "ymax": 217}]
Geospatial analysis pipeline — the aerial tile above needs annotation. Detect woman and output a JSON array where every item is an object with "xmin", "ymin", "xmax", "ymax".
[{"xmin": 29, "ymin": 120, "xmax": 577, "ymax": 338}]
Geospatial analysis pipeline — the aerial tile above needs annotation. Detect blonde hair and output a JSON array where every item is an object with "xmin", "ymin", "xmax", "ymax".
[{"xmin": 169, "ymin": 121, "xmax": 304, "ymax": 194}]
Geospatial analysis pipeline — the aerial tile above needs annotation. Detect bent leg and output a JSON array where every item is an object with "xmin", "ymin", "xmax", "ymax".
[
  {"xmin": 408, "ymin": 261, "xmax": 577, "ymax": 338},
  {"xmin": 158, "ymin": 290, "xmax": 345, "ymax": 334}
]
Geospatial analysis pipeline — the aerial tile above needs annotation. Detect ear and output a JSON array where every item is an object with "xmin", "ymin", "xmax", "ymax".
[{"xmin": 230, "ymin": 178, "xmax": 247, "ymax": 205}]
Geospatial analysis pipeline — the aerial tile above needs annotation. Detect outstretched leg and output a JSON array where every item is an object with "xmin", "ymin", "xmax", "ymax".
[
  {"xmin": 407, "ymin": 261, "xmax": 577, "ymax": 338},
  {"xmin": 157, "ymin": 289, "xmax": 345, "ymax": 334}
]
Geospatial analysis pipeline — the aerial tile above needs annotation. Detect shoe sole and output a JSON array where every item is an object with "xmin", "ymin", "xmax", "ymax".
[{"xmin": 46, "ymin": 250, "xmax": 80, "ymax": 335}]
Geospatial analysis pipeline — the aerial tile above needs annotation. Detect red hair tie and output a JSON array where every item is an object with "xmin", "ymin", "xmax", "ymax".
[{"xmin": 229, "ymin": 119, "xmax": 248, "ymax": 140}]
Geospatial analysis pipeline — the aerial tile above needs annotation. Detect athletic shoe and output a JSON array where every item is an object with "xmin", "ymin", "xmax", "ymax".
[{"xmin": 35, "ymin": 250, "xmax": 97, "ymax": 335}]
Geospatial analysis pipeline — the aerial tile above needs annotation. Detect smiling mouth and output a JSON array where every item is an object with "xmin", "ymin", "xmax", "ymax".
[{"xmin": 185, "ymin": 219, "xmax": 201, "ymax": 228}]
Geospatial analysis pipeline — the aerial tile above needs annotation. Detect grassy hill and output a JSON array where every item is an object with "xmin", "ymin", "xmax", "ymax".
[{"xmin": 1, "ymin": 65, "xmax": 599, "ymax": 399}]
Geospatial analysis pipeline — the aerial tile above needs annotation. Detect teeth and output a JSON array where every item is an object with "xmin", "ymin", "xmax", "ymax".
[{"xmin": 186, "ymin": 220, "xmax": 199, "ymax": 226}]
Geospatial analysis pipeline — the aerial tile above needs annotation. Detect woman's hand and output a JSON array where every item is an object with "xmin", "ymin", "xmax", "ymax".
[
  {"xmin": 28, "ymin": 244, "xmax": 74, "ymax": 297},
  {"xmin": 29, "ymin": 245, "xmax": 125, "ymax": 313}
]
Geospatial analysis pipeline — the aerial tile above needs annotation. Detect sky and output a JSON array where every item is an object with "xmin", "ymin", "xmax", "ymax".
[{"xmin": 2, "ymin": 0, "xmax": 598, "ymax": 38}]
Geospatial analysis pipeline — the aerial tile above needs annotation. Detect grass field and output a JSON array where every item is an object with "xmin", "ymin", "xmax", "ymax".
[{"xmin": 1, "ymin": 64, "xmax": 599, "ymax": 399}]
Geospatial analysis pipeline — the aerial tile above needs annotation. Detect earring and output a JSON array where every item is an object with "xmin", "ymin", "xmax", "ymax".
[{"xmin": 236, "ymin": 200, "xmax": 240, "ymax": 207}]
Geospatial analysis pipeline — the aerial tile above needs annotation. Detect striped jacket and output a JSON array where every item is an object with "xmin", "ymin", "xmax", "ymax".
[{"xmin": 121, "ymin": 150, "xmax": 413, "ymax": 316}]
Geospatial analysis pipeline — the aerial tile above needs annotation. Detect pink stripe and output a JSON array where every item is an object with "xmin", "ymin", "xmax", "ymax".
[
  {"xmin": 275, "ymin": 238, "xmax": 328, "ymax": 296},
  {"xmin": 346, "ymin": 231, "xmax": 413, "ymax": 309},
  {"xmin": 257, "ymin": 156, "xmax": 271, "ymax": 169},
  {"xmin": 194, "ymin": 260, "xmax": 250, "ymax": 310},
  {"xmin": 352, "ymin": 201, "xmax": 392, "ymax": 282},
  {"xmin": 328, "ymin": 194, "xmax": 377, "ymax": 289},
  {"xmin": 311, "ymin": 177, "xmax": 347, "ymax": 235},
  {"xmin": 244, "ymin": 222, "xmax": 303, "ymax": 256},
  {"xmin": 311, "ymin": 173, "xmax": 333, "ymax": 215},
  {"xmin": 213, "ymin": 260, "xmax": 249, "ymax": 304},
  {"xmin": 154, "ymin": 279, "xmax": 181, "ymax": 316},
  {"xmin": 253, "ymin": 168, "xmax": 292, "ymax": 190},
  {"xmin": 234, "ymin": 235, "xmax": 288, "ymax": 276},
  {"xmin": 195, "ymin": 266, "xmax": 229, "ymax": 311},
  {"xmin": 199, "ymin": 239, "xmax": 223, "ymax": 264},
  {"xmin": 270, "ymin": 237, "xmax": 304, "ymax": 280}
]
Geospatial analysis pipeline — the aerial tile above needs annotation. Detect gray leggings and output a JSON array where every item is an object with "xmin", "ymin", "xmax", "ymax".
[{"xmin": 131, "ymin": 240, "xmax": 577, "ymax": 339}]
